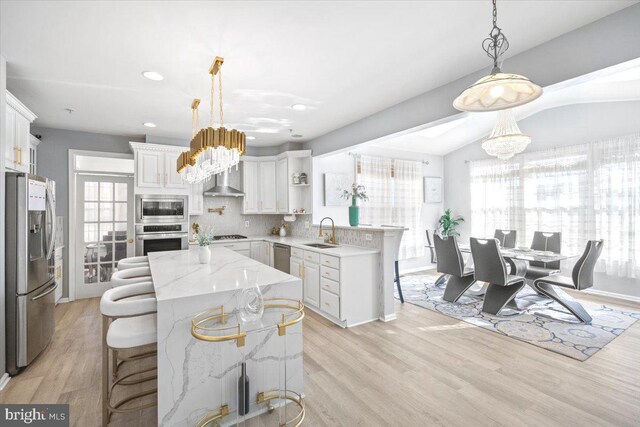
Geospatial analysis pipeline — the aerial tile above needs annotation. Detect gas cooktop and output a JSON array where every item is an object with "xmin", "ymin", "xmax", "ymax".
[{"xmin": 213, "ymin": 234, "xmax": 247, "ymax": 240}]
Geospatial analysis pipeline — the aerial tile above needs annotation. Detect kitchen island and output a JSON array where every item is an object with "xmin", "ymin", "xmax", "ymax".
[{"xmin": 149, "ymin": 247, "xmax": 304, "ymax": 427}]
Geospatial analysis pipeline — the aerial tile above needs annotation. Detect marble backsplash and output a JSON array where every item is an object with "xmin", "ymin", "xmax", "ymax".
[{"xmin": 190, "ymin": 196, "xmax": 282, "ymax": 237}]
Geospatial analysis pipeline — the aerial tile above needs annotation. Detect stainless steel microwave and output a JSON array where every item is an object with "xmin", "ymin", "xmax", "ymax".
[{"xmin": 135, "ymin": 194, "xmax": 188, "ymax": 224}]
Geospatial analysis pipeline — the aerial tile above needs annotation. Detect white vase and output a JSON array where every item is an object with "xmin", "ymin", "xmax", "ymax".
[
  {"xmin": 279, "ymin": 226, "xmax": 287, "ymax": 237},
  {"xmin": 198, "ymin": 245, "xmax": 211, "ymax": 264}
]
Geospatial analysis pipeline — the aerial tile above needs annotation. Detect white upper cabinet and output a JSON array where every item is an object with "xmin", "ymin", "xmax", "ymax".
[
  {"xmin": 242, "ymin": 161, "xmax": 259, "ymax": 214},
  {"xmin": 164, "ymin": 151, "xmax": 186, "ymax": 189},
  {"xmin": 276, "ymin": 157, "xmax": 289, "ymax": 214},
  {"xmin": 131, "ymin": 142, "xmax": 188, "ymax": 194},
  {"xmin": 241, "ymin": 150, "xmax": 312, "ymax": 215},
  {"xmin": 5, "ymin": 91, "xmax": 37, "ymax": 173},
  {"xmin": 189, "ymin": 180, "xmax": 204, "ymax": 216},
  {"xmin": 259, "ymin": 161, "xmax": 277, "ymax": 213},
  {"xmin": 137, "ymin": 150, "xmax": 163, "ymax": 188}
]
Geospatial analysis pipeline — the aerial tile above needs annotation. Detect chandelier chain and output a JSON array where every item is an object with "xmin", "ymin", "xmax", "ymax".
[
  {"xmin": 210, "ymin": 72, "xmax": 215, "ymax": 128},
  {"xmin": 218, "ymin": 69, "xmax": 223, "ymax": 128},
  {"xmin": 492, "ymin": 0, "xmax": 497, "ymax": 28}
]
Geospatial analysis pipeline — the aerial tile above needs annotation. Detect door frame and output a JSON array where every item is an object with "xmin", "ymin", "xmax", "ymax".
[{"xmin": 68, "ymin": 150, "xmax": 133, "ymax": 301}]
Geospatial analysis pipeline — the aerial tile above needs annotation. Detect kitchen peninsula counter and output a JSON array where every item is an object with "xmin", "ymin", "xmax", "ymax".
[{"xmin": 149, "ymin": 247, "xmax": 304, "ymax": 426}]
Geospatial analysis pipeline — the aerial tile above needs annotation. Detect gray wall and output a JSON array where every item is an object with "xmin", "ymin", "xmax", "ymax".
[
  {"xmin": 1, "ymin": 55, "xmax": 8, "ymax": 382},
  {"xmin": 303, "ymin": 4, "xmax": 640, "ymax": 156},
  {"xmin": 443, "ymin": 100, "xmax": 640, "ymax": 298},
  {"xmin": 31, "ymin": 126, "xmax": 144, "ymax": 297}
]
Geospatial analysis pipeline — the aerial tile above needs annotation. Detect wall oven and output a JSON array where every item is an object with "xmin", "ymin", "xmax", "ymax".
[
  {"xmin": 135, "ymin": 194, "xmax": 188, "ymax": 224},
  {"xmin": 135, "ymin": 223, "xmax": 189, "ymax": 256}
]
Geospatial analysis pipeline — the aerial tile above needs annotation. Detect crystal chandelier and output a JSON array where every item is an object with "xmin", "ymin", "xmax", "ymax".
[
  {"xmin": 453, "ymin": 0, "xmax": 542, "ymax": 112},
  {"xmin": 481, "ymin": 109, "xmax": 530, "ymax": 160},
  {"xmin": 177, "ymin": 57, "xmax": 246, "ymax": 183}
]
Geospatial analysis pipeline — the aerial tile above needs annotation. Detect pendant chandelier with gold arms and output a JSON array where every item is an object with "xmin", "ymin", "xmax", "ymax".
[{"xmin": 177, "ymin": 57, "xmax": 246, "ymax": 183}]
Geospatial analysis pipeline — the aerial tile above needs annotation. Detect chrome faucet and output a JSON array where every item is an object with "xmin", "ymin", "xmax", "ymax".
[{"xmin": 319, "ymin": 217, "xmax": 337, "ymax": 245}]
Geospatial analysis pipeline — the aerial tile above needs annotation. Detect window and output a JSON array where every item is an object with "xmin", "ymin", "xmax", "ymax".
[
  {"xmin": 470, "ymin": 133, "xmax": 640, "ymax": 278},
  {"xmin": 358, "ymin": 155, "xmax": 423, "ymax": 259}
]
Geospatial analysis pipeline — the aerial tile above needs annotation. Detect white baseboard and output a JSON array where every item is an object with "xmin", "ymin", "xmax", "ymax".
[
  {"xmin": 56, "ymin": 297, "xmax": 70, "ymax": 304},
  {"xmin": 379, "ymin": 313, "xmax": 397, "ymax": 322},
  {"xmin": 583, "ymin": 288, "xmax": 640, "ymax": 304},
  {"xmin": 0, "ymin": 373, "xmax": 10, "ymax": 391},
  {"xmin": 399, "ymin": 265, "xmax": 436, "ymax": 275}
]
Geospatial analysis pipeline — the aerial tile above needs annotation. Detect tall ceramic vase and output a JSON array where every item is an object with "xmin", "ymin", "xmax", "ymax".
[
  {"xmin": 198, "ymin": 245, "xmax": 211, "ymax": 264},
  {"xmin": 349, "ymin": 196, "xmax": 359, "ymax": 227}
]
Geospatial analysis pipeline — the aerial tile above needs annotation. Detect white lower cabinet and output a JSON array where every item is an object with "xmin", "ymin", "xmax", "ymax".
[
  {"xmin": 214, "ymin": 241, "xmax": 250, "ymax": 258},
  {"xmin": 250, "ymin": 241, "xmax": 270, "ymax": 265},
  {"xmin": 290, "ymin": 255, "xmax": 303, "ymax": 279},
  {"xmin": 302, "ymin": 260, "xmax": 320, "ymax": 307}
]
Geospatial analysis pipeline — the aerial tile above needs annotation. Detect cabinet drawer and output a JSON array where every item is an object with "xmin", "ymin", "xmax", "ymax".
[
  {"xmin": 320, "ymin": 277, "xmax": 339, "ymax": 295},
  {"xmin": 320, "ymin": 265, "xmax": 340, "ymax": 282},
  {"xmin": 291, "ymin": 247, "xmax": 304, "ymax": 259},
  {"xmin": 320, "ymin": 289, "xmax": 340, "ymax": 319},
  {"xmin": 320, "ymin": 254, "xmax": 340, "ymax": 269},
  {"xmin": 216, "ymin": 241, "xmax": 251, "ymax": 251},
  {"xmin": 303, "ymin": 250, "xmax": 319, "ymax": 264}
]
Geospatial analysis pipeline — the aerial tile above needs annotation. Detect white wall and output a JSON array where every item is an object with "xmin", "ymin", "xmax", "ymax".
[
  {"xmin": 443, "ymin": 100, "xmax": 640, "ymax": 298},
  {"xmin": 312, "ymin": 145, "xmax": 444, "ymax": 271}
]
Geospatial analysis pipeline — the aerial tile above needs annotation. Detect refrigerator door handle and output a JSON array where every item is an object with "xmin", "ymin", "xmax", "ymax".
[
  {"xmin": 31, "ymin": 282, "xmax": 58, "ymax": 301},
  {"xmin": 45, "ymin": 185, "xmax": 56, "ymax": 260}
]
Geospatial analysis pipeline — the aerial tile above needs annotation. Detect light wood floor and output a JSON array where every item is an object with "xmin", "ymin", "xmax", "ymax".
[{"xmin": 1, "ymin": 272, "xmax": 639, "ymax": 426}]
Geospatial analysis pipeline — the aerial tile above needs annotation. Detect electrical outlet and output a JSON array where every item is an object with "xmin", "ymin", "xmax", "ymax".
[
  {"xmin": 365, "ymin": 234, "xmax": 373, "ymax": 241},
  {"xmin": 244, "ymin": 220, "xmax": 250, "ymax": 228},
  {"xmin": 304, "ymin": 221, "xmax": 310, "ymax": 229}
]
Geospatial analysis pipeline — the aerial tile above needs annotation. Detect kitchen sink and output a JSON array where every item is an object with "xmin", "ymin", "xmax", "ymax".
[{"xmin": 303, "ymin": 243, "xmax": 337, "ymax": 249}]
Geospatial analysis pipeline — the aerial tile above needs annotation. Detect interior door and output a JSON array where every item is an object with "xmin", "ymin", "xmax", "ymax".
[
  {"xmin": 76, "ymin": 174, "xmax": 134, "ymax": 299},
  {"xmin": 259, "ymin": 161, "xmax": 277, "ymax": 213}
]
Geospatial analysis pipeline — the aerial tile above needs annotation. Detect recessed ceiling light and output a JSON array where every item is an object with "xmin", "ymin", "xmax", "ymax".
[
  {"xmin": 143, "ymin": 122, "xmax": 157, "ymax": 128},
  {"xmin": 142, "ymin": 71, "xmax": 164, "ymax": 81},
  {"xmin": 291, "ymin": 104, "xmax": 307, "ymax": 111},
  {"xmin": 246, "ymin": 136, "xmax": 256, "ymax": 140}
]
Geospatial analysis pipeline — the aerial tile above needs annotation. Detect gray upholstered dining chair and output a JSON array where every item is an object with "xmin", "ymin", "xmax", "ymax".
[
  {"xmin": 533, "ymin": 240, "xmax": 603, "ymax": 323},
  {"xmin": 525, "ymin": 231, "xmax": 562, "ymax": 281},
  {"xmin": 433, "ymin": 235, "xmax": 476, "ymax": 302},
  {"xmin": 425, "ymin": 230, "xmax": 437, "ymax": 264},
  {"xmin": 470, "ymin": 237, "xmax": 526, "ymax": 315},
  {"xmin": 494, "ymin": 229, "xmax": 516, "ymax": 248}
]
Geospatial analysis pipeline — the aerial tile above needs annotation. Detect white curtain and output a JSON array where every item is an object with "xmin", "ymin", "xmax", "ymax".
[
  {"xmin": 469, "ymin": 133, "xmax": 640, "ymax": 279},
  {"xmin": 359, "ymin": 155, "xmax": 424, "ymax": 259}
]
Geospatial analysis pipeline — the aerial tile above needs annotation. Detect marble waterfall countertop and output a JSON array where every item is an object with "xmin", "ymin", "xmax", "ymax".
[{"xmin": 148, "ymin": 246, "xmax": 299, "ymax": 301}]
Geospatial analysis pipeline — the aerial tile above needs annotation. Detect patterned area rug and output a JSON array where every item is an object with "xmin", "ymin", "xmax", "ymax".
[{"xmin": 396, "ymin": 276, "xmax": 640, "ymax": 361}]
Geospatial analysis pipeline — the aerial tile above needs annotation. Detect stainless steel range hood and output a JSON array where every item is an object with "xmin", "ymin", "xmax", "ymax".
[{"xmin": 203, "ymin": 170, "xmax": 244, "ymax": 197}]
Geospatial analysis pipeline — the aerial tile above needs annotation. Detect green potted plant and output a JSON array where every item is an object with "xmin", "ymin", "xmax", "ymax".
[
  {"xmin": 196, "ymin": 225, "xmax": 214, "ymax": 264},
  {"xmin": 341, "ymin": 183, "xmax": 369, "ymax": 227},
  {"xmin": 438, "ymin": 209, "xmax": 464, "ymax": 237}
]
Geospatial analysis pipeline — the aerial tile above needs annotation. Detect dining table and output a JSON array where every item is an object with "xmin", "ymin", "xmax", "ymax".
[{"xmin": 425, "ymin": 242, "xmax": 575, "ymax": 295}]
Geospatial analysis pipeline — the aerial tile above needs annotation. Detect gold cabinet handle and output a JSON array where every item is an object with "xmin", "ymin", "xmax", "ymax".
[
  {"xmin": 13, "ymin": 146, "xmax": 19, "ymax": 164},
  {"xmin": 298, "ymin": 264, "xmax": 301, "ymax": 277},
  {"xmin": 18, "ymin": 147, "xmax": 23, "ymax": 165}
]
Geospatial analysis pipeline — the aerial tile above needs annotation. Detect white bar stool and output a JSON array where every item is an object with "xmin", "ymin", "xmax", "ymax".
[
  {"xmin": 110, "ymin": 266, "xmax": 152, "ymax": 287},
  {"xmin": 101, "ymin": 282, "xmax": 157, "ymax": 426},
  {"xmin": 117, "ymin": 256, "xmax": 149, "ymax": 271}
]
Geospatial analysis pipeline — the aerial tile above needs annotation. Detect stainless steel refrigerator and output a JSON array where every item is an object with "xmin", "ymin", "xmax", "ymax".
[{"xmin": 5, "ymin": 172, "xmax": 57, "ymax": 375}]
